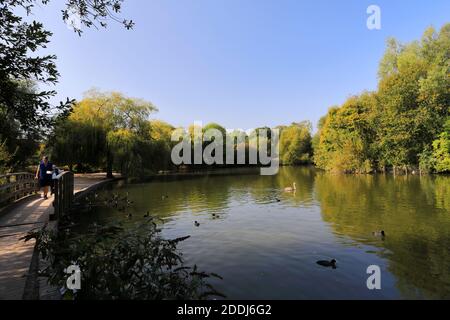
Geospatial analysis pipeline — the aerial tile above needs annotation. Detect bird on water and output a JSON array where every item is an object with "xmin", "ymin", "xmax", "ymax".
[{"xmin": 316, "ymin": 259, "xmax": 337, "ymax": 269}]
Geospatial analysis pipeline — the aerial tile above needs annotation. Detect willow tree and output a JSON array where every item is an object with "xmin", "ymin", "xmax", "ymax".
[
  {"xmin": 147, "ymin": 120, "xmax": 175, "ymax": 171},
  {"xmin": 51, "ymin": 118, "xmax": 107, "ymax": 172},
  {"xmin": 51, "ymin": 90, "xmax": 157, "ymax": 177}
]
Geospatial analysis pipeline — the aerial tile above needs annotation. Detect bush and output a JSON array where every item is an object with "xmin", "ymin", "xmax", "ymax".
[
  {"xmin": 24, "ymin": 219, "xmax": 224, "ymax": 300},
  {"xmin": 431, "ymin": 119, "xmax": 450, "ymax": 173}
]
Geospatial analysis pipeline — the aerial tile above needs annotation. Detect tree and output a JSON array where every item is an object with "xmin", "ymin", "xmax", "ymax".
[
  {"xmin": 149, "ymin": 120, "xmax": 174, "ymax": 143},
  {"xmin": 0, "ymin": 2, "xmax": 67, "ymax": 131},
  {"xmin": 314, "ymin": 93, "xmax": 377, "ymax": 173},
  {"xmin": 313, "ymin": 24, "xmax": 450, "ymax": 174},
  {"xmin": 432, "ymin": 118, "xmax": 450, "ymax": 173},
  {"xmin": 51, "ymin": 90, "xmax": 157, "ymax": 177},
  {"xmin": 279, "ymin": 122, "xmax": 312, "ymax": 165},
  {"xmin": 0, "ymin": 0, "xmax": 133, "ymax": 169},
  {"xmin": 376, "ymin": 25, "xmax": 449, "ymax": 171},
  {"xmin": 148, "ymin": 120, "xmax": 175, "ymax": 171},
  {"xmin": 0, "ymin": 140, "xmax": 13, "ymax": 174},
  {"xmin": 51, "ymin": 118, "xmax": 107, "ymax": 171}
]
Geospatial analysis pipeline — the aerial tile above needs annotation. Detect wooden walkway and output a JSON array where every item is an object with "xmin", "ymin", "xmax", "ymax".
[{"xmin": 0, "ymin": 173, "xmax": 113, "ymax": 300}]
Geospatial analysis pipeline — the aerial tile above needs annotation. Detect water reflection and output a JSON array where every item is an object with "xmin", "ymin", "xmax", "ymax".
[
  {"xmin": 83, "ymin": 168, "xmax": 450, "ymax": 299},
  {"xmin": 314, "ymin": 173, "xmax": 450, "ymax": 299}
]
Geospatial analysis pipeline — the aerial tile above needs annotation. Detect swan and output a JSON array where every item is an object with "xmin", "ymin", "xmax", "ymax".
[
  {"xmin": 373, "ymin": 230, "xmax": 386, "ymax": 237},
  {"xmin": 284, "ymin": 182, "xmax": 297, "ymax": 192}
]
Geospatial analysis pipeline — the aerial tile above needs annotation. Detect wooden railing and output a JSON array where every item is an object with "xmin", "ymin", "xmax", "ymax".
[
  {"xmin": 0, "ymin": 172, "xmax": 39, "ymax": 208},
  {"xmin": 51, "ymin": 171, "xmax": 74, "ymax": 221}
]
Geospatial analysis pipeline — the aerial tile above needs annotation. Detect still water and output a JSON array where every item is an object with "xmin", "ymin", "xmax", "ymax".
[{"xmin": 82, "ymin": 167, "xmax": 450, "ymax": 299}]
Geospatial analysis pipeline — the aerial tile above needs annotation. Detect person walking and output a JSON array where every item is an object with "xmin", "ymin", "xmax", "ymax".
[{"xmin": 35, "ymin": 156, "xmax": 53, "ymax": 199}]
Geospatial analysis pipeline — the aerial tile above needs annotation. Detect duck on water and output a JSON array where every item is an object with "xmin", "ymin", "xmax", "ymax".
[{"xmin": 316, "ymin": 259, "xmax": 337, "ymax": 269}]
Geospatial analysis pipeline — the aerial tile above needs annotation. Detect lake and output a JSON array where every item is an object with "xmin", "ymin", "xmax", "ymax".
[{"xmin": 80, "ymin": 167, "xmax": 450, "ymax": 299}]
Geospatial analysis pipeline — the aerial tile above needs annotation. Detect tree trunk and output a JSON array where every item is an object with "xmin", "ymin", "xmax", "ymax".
[{"xmin": 106, "ymin": 149, "xmax": 114, "ymax": 178}]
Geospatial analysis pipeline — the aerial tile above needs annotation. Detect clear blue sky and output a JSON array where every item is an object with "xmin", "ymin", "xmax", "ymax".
[{"xmin": 31, "ymin": 0, "xmax": 449, "ymax": 131}]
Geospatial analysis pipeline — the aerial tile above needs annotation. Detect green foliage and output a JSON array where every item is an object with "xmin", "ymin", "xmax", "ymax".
[
  {"xmin": 0, "ymin": 0, "xmax": 133, "ymax": 170},
  {"xmin": 279, "ymin": 122, "xmax": 312, "ymax": 165},
  {"xmin": 52, "ymin": 119, "xmax": 107, "ymax": 170},
  {"xmin": 314, "ymin": 24, "xmax": 450, "ymax": 173},
  {"xmin": 54, "ymin": 107, "xmax": 313, "ymax": 175},
  {"xmin": 432, "ymin": 118, "xmax": 450, "ymax": 173},
  {"xmin": 418, "ymin": 147, "xmax": 435, "ymax": 174},
  {"xmin": 0, "ymin": 139, "xmax": 12, "ymax": 174},
  {"xmin": 182, "ymin": 122, "xmax": 312, "ymax": 168},
  {"xmin": 0, "ymin": 2, "xmax": 72, "ymax": 132},
  {"xmin": 24, "ymin": 221, "xmax": 224, "ymax": 300},
  {"xmin": 314, "ymin": 94, "xmax": 377, "ymax": 173},
  {"xmin": 203, "ymin": 123, "xmax": 227, "ymax": 136},
  {"xmin": 0, "ymin": 82, "xmax": 41, "ymax": 170},
  {"xmin": 50, "ymin": 90, "xmax": 174, "ymax": 176},
  {"xmin": 148, "ymin": 120, "xmax": 175, "ymax": 172},
  {"xmin": 150, "ymin": 120, "xmax": 175, "ymax": 144}
]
